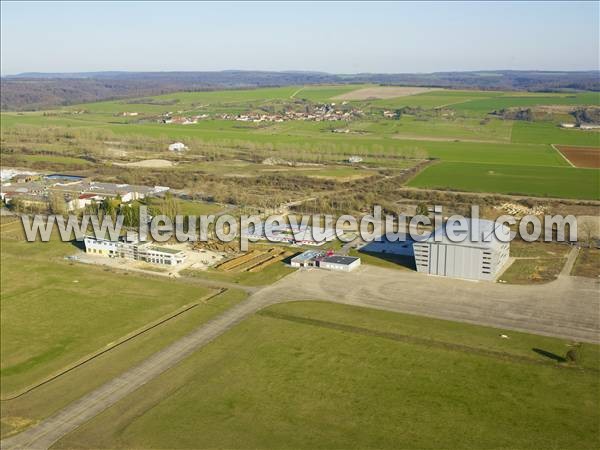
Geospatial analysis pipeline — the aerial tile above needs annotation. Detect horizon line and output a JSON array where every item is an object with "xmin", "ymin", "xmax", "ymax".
[{"xmin": 3, "ymin": 68, "xmax": 600, "ymax": 78}]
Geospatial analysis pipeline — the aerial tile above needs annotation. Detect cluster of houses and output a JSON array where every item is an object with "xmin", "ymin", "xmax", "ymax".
[
  {"xmin": 219, "ymin": 104, "xmax": 364, "ymax": 123},
  {"xmin": 161, "ymin": 113, "xmax": 209, "ymax": 125},
  {"xmin": 151, "ymin": 102, "xmax": 369, "ymax": 126},
  {"xmin": 1, "ymin": 172, "xmax": 169, "ymax": 212}
]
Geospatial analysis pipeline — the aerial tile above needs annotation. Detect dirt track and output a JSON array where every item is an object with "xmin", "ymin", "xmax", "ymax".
[{"xmin": 113, "ymin": 159, "xmax": 174, "ymax": 168}]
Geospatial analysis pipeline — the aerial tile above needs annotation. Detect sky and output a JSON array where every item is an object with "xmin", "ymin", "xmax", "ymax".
[{"xmin": 1, "ymin": 1, "xmax": 598, "ymax": 75}]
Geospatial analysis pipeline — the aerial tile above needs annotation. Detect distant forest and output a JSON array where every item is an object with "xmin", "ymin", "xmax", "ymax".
[{"xmin": 1, "ymin": 70, "xmax": 599, "ymax": 111}]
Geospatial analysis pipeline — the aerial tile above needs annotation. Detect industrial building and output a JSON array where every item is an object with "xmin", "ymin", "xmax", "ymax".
[
  {"xmin": 318, "ymin": 255, "xmax": 361, "ymax": 272},
  {"xmin": 2, "ymin": 173, "xmax": 170, "ymax": 212},
  {"xmin": 242, "ymin": 223, "xmax": 336, "ymax": 246},
  {"xmin": 83, "ymin": 235, "xmax": 187, "ymax": 266},
  {"xmin": 413, "ymin": 219, "xmax": 510, "ymax": 281},
  {"xmin": 359, "ymin": 233, "xmax": 415, "ymax": 256},
  {"xmin": 290, "ymin": 250, "xmax": 361, "ymax": 272},
  {"xmin": 290, "ymin": 250, "xmax": 324, "ymax": 268}
]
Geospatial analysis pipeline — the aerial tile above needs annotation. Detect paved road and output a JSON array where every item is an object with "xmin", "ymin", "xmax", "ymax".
[
  {"xmin": 2, "ymin": 264, "xmax": 599, "ymax": 449},
  {"xmin": 251, "ymin": 263, "xmax": 599, "ymax": 344}
]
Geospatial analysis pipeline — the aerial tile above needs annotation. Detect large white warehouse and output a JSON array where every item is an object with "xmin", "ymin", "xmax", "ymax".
[{"xmin": 413, "ymin": 219, "xmax": 510, "ymax": 281}]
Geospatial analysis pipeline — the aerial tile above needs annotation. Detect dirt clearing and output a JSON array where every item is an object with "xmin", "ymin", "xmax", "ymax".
[
  {"xmin": 114, "ymin": 159, "xmax": 174, "ymax": 168},
  {"xmin": 333, "ymin": 86, "xmax": 439, "ymax": 101},
  {"xmin": 556, "ymin": 146, "xmax": 600, "ymax": 168}
]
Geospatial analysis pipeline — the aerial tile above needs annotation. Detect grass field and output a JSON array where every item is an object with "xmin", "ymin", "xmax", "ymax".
[
  {"xmin": 499, "ymin": 258, "xmax": 566, "ymax": 284},
  {"xmin": 454, "ymin": 92, "xmax": 600, "ymax": 112},
  {"xmin": 508, "ymin": 240, "xmax": 571, "ymax": 258},
  {"xmin": 497, "ymin": 241, "xmax": 571, "ymax": 284},
  {"xmin": 571, "ymin": 248, "xmax": 600, "ymax": 278},
  {"xmin": 512, "ymin": 121, "xmax": 600, "ymax": 146},
  {"xmin": 0, "ymin": 286, "xmax": 247, "ymax": 439},
  {"xmin": 54, "ymin": 301, "xmax": 600, "ymax": 449},
  {"xmin": 408, "ymin": 161, "xmax": 600, "ymax": 200},
  {"xmin": 0, "ymin": 232, "xmax": 218, "ymax": 396}
]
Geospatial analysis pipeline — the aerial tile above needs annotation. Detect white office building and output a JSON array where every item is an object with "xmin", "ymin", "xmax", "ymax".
[
  {"xmin": 83, "ymin": 236, "xmax": 187, "ymax": 266},
  {"xmin": 413, "ymin": 219, "xmax": 510, "ymax": 281}
]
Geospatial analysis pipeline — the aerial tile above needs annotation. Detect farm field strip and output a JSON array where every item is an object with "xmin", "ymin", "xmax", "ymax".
[
  {"xmin": 407, "ymin": 161, "xmax": 600, "ymax": 200},
  {"xmin": 551, "ymin": 144, "xmax": 576, "ymax": 167},
  {"xmin": 554, "ymin": 145, "xmax": 600, "ymax": 169}
]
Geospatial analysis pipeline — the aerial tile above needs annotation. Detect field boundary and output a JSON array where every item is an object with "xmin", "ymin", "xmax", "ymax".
[
  {"xmin": 0, "ymin": 288, "xmax": 226, "ymax": 401},
  {"xmin": 551, "ymin": 144, "xmax": 576, "ymax": 168},
  {"xmin": 290, "ymin": 87, "xmax": 305, "ymax": 99}
]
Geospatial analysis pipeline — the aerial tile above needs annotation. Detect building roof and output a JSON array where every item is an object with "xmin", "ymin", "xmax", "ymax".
[
  {"xmin": 420, "ymin": 219, "xmax": 509, "ymax": 249},
  {"xmin": 149, "ymin": 246, "xmax": 184, "ymax": 255},
  {"xmin": 291, "ymin": 250, "xmax": 324, "ymax": 263},
  {"xmin": 320, "ymin": 255, "xmax": 360, "ymax": 266},
  {"xmin": 45, "ymin": 174, "xmax": 85, "ymax": 181}
]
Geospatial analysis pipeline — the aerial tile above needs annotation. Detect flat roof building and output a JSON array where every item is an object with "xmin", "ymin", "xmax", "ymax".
[
  {"xmin": 318, "ymin": 255, "xmax": 361, "ymax": 272},
  {"xmin": 413, "ymin": 219, "xmax": 510, "ymax": 281},
  {"xmin": 242, "ymin": 223, "xmax": 336, "ymax": 247},
  {"xmin": 83, "ymin": 236, "xmax": 186, "ymax": 266},
  {"xmin": 290, "ymin": 250, "xmax": 360, "ymax": 272},
  {"xmin": 290, "ymin": 250, "xmax": 324, "ymax": 268}
]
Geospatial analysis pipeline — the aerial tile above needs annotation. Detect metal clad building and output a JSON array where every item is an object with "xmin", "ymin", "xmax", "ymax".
[
  {"xmin": 318, "ymin": 255, "xmax": 361, "ymax": 272},
  {"xmin": 413, "ymin": 219, "xmax": 509, "ymax": 281}
]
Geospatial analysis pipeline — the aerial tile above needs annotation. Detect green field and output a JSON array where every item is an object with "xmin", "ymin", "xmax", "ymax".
[
  {"xmin": 1, "ymin": 84, "xmax": 599, "ymax": 200},
  {"xmin": 453, "ymin": 92, "xmax": 600, "ymax": 113},
  {"xmin": 54, "ymin": 301, "xmax": 600, "ymax": 449},
  {"xmin": 363, "ymin": 116, "xmax": 514, "ymax": 142},
  {"xmin": 511, "ymin": 121, "xmax": 600, "ymax": 146},
  {"xmin": 408, "ymin": 161, "xmax": 600, "ymax": 200},
  {"xmin": 0, "ymin": 231, "xmax": 218, "ymax": 396}
]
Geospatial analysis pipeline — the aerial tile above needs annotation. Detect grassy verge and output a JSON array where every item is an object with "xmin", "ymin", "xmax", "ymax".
[
  {"xmin": 499, "ymin": 258, "xmax": 565, "ymax": 284},
  {"xmin": 181, "ymin": 261, "xmax": 294, "ymax": 287},
  {"xmin": 571, "ymin": 248, "xmax": 600, "ymax": 278},
  {"xmin": 509, "ymin": 240, "xmax": 571, "ymax": 258},
  {"xmin": 54, "ymin": 301, "xmax": 599, "ymax": 450},
  {"xmin": 498, "ymin": 240, "xmax": 571, "ymax": 284}
]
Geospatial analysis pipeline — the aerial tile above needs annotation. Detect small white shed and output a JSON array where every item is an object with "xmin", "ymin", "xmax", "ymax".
[{"xmin": 168, "ymin": 142, "xmax": 188, "ymax": 152}]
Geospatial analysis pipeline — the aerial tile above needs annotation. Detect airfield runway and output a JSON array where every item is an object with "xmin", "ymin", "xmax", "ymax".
[{"xmin": 2, "ymin": 262, "xmax": 599, "ymax": 449}]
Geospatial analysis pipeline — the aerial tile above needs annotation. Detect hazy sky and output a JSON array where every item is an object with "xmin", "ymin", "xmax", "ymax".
[{"xmin": 1, "ymin": 1, "xmax": 598, "ymax": 75}]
